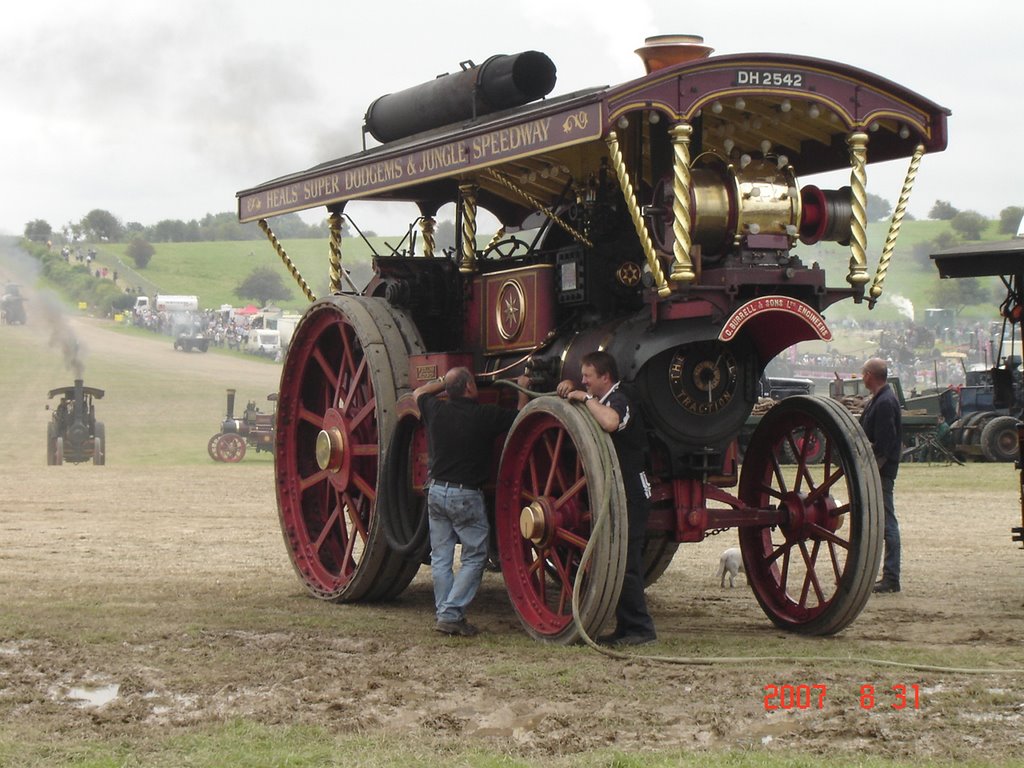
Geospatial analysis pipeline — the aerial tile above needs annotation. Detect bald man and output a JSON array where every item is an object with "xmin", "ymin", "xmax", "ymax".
[
  {"xmin": 860, "ymin": 357, "xmax": 902, "ymax": 593},
  {"xmin": 414, "ymin": 368, "xmax": 529, "ymax": 636}
]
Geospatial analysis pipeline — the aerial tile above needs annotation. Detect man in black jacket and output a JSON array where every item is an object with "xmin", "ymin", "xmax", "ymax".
[
  {"xmin": 557, "ymin": 351, "xmax": 656, "ymax": 646},
  {"xmin": 860, "ymin": 357, "xmax": 903, "ymax": 593}
]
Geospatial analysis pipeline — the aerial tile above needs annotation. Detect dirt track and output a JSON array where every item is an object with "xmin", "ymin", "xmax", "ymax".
[{"xmin": 2, "ymin": 243, "xmax": 1024, "ymax": 763}]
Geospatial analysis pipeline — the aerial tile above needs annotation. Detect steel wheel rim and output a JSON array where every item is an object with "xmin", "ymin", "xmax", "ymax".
[
  {"xmin": 275, "ymin": 300, "xmax": 391, "ymax": 600},
  {"xmin": 997, "ymin": 429, "xmax": 1017, "ymax": 454},
  {"xmin": 207, "ymin": 434, "xmax": 221, "ymax": 461},
  {"xmin": 739, "ymin": 396, "xmax": 881, "ymax": 634},
  {"xmin": 496, "ymin": 400, "xmax": 625, "ymax": 642}
]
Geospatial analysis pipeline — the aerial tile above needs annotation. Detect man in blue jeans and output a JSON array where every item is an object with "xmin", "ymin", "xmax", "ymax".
[
  {"xmin": 414, "ymin": 368, "xmax": 529, "ymax": 636},
  {"xmin": 860, "ymin": 357, "xmax": 903, "ymax": 594}
]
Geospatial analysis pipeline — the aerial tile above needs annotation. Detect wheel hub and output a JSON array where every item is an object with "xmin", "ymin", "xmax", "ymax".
[
  {"xmin": 520, "ymin": 501, "xmax": 548, "ymax": 544},
  {"xmin": 781, "ymin": 491, "xmax": 806, "ymax": 529},
  {"xmin": 780, "ymin": 491, "xmax": 841, "ymax": 538},
  {"xmin": 316, "ymin": 427, "xmax": 346, "ymax": 472}
]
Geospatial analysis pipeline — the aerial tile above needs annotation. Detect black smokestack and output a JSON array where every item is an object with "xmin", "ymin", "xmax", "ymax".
[{"xmin": 74, "ymin": 378, "xmax": 85, "ymax": 425}]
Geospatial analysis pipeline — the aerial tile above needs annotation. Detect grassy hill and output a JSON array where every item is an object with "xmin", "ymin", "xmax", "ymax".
[
  {"xmin": 803, "ymin": 218, "xmax": 1007, "ymax": 324},
  {"xmin": 95, "ymin": 236, "xmax": 387, "ymax": 312},
  {"xmin": 90, "ymin": 219, "xmax": 1011, "ymax": 323}
]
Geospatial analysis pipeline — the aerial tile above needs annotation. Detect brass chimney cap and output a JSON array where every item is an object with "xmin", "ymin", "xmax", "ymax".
[{"xmin": 635, "ymin": 34, "xmax": 714, "ymax": 74}]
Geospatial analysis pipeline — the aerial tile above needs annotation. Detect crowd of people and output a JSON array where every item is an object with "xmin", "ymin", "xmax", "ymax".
[
  {"xmin": 130, "ymin": 307, "xmax": 275, "ymax": 357},
  {"xmin": 767, "ymin": 316, "xmax": 1014, "ymax": 392}
]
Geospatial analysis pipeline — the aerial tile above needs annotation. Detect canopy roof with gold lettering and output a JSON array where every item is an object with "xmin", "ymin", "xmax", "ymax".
[{"xmin": 237, "ymin": 52, "xmax": 949, "ymax": 229}]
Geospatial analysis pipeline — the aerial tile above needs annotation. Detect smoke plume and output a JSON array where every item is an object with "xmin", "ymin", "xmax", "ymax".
[
  {"xmin": 0, "ymin": 238, "xmax": 86, "ymax": 379},
  {"xmin": 888, "ymin": 293, "xmax": 915, "ymax": 322},
  {"xmin": 36, "ymin": 291, "xmax": 85, "ymax": 379}
]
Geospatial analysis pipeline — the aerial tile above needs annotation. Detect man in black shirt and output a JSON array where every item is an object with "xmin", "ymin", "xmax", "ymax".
[
  {"xmin": 414, "ymin": 368, "xmax": 529, "ymax": 636},
  {"xmin": 557, "ymin": 351, "xmax": 656, "ymax": 646},
  {"xmin": 860, "ymin": 357, "xmax": 903, "ymax": 593}
]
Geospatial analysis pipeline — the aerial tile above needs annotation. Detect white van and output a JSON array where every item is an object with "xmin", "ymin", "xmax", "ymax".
[{"xmin": 247, "ymin": 329, "xmax": 281, "ymax": 357}]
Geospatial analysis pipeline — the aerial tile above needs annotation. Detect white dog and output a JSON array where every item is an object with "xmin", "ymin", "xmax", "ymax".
[{"xmin": 716, "ymin": 547, "xmax": 745, "ymax": 588}]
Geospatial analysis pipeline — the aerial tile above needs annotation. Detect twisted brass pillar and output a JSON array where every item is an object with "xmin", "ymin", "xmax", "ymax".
[
  {"xmin": 870, "ymin": 144, "xmax": 925, "ymax": 304},
  {"xmin": 419, "ymin": 216, "xmax": 436, "ymax": 258},
  {"xmin": 459, "ymin": 183, "xmax": 478, "ymax": 274},
  {"xmin": 605, "ymin": 131, "xmax": 670, "ymax": 298},
  {"xmin": 669, "ymin": 122, "xmax": 696, "ymax": 283},
  {"xmin": 846, "ymin": 132, "xmax": 870, "ymax": 287},
  {"xmin": 328, "ymin": 210, "xmax": 343, "ymax": 295},
  {"xmin": 258, "ymin": 219, "xmax": 317, "ymax": 302}
]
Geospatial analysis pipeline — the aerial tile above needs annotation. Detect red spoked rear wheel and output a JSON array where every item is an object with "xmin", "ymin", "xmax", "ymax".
[
  {"xmin": 739, "ymin": 395, "xmax": 882, "ymax": 635},
  {"xmin": 207, "ymin": 434, "xmax": 221, "ymax": 461},
  {"xmin": 496, "ymin": 398, "xmax": 627, "ymax": 643},
  {"xmin": 275, "ymin": 296, "xmax": 419, "ymax": 602}
]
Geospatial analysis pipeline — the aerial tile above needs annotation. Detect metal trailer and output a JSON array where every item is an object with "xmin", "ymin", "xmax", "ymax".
[
  {"xmin": 237, "ymin": 36, "xmax": 949, "ymax": 641},
  {"xmin": 932, "ymin": 239, "xmax": 1024, "ymax": 546},
  {"xmin": 742, "ymin": 376, "xmax": 946, "ymax": 465}
]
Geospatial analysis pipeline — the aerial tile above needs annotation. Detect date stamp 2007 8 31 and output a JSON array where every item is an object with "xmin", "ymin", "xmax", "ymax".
[{"xmin": 763, "ymin": 684, "xmax": 921, "ymax": 711}]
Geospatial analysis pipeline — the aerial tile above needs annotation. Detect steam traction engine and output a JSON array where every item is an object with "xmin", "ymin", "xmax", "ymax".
[
  {"xmin": 2, "ymin": 283, "xmax": 26, "ymax": 325},
  {"xmin": 237, "ymin": 37, "xmax": 949, "ymax": 642},
  {"xmin": 47, "ymin": 379, "xmax": 105, "ymax": 465},
  {"xmin": 207, "ymin": 388, "xmax": 277, "ymax": 462}
]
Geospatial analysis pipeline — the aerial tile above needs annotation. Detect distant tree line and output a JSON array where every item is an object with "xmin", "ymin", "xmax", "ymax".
[
  {"xmin": 22, "ymin": 210, "xmax": 332, "ymax": 245},
  {"xmin": 22, "ymin": 200, "xmax": 1024, "ymax": 250}
]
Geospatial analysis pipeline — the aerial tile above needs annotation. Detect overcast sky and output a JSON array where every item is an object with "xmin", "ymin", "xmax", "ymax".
[{"xmin": 0, "ymin": 0, "xmax": 1017, "ymax": 237}]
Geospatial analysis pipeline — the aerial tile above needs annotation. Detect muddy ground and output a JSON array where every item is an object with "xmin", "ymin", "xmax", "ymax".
[{"xmin": 1, "ymin": 247, "xmax": 1023, "ymax": 764}]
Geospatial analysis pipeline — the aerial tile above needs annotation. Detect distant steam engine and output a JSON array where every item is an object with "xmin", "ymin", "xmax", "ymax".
[{"xmin": 47, "ymin": 379, "xmax": 105, "ymax": 465}]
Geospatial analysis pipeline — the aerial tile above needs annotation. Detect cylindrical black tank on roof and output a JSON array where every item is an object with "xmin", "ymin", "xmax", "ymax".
[{"xmin": 364, "ymin": 51, "xmax": 557, "ymax": 144}]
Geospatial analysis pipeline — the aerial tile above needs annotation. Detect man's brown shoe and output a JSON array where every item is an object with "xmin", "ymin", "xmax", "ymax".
[{"xmin": 435, "ymin": 619, "xmax": 480, "ymax": 637}]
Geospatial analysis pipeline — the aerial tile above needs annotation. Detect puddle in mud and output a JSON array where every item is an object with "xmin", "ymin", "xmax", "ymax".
[{"xmin": 67, "ymin": 683, "xmax": 120, "ymax": 708}]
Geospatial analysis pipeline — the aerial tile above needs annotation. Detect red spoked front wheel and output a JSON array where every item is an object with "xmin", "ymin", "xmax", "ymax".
[
  {"xmin": 215, "ymin": 433, "xmax": 246, "ymax": 462},
  {"xmin": 739, "ymin": 396, "xmax": 882, "ymax": 635},
  {"xmin": 496, "ymin": 398, "xmax": 627, "ymax": 643}
]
